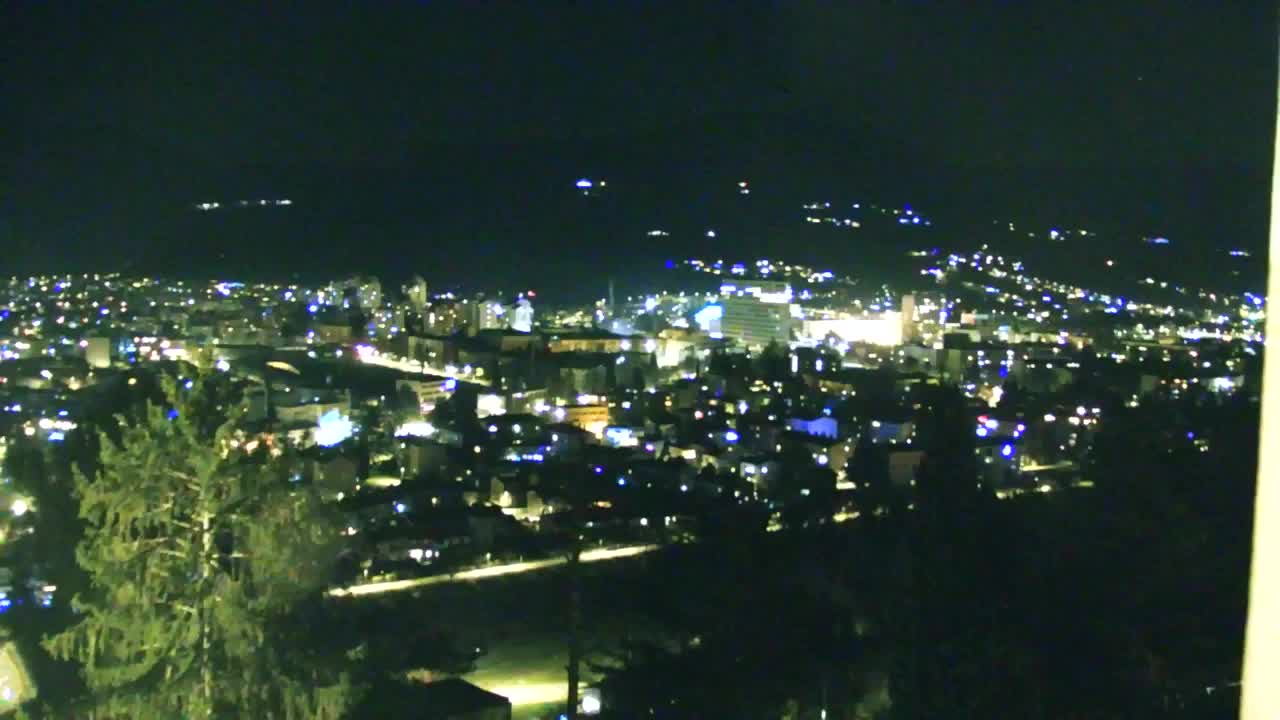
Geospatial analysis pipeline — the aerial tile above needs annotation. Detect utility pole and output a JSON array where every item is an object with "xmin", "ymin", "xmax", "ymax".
[
  {"xmin": 565, "ymin": 466, "xmax": 585, "ymax": 720},
  {"xmin": 566, "ymin": 534, "xmax": 583, "ymax": 720}
]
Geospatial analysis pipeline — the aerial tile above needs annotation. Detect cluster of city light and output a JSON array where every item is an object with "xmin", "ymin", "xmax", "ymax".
[{"xmin": 194, "ymin": 198, "xmax": 292, "ymax": 211}]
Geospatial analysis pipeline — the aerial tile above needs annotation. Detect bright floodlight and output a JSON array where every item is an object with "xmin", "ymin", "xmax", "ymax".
[{"xmin": 314, "ymin": 410, "xmax": 354, "ymax": 447}]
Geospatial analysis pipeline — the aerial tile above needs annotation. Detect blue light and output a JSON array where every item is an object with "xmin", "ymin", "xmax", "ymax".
[
  {"xmin": 976, "ymin": 427, "xmax": 989, "ymax": 438},
  {"xmin": 48, "ymin": 432, "xmax": 65, "ymax": 442},
  {"xmin": 394, "ymin": 502, "xmax": 406, "ymax": 514},
  {"xmin": 444, "ymin": 378, "xmax": 457, "ymax": 391},
  {"xmin": 665, "ymin": 260, "xmax": 675, "ymax": 269},
  {"xmin": 1001, "ymin": 443, "xmax": 1014, "ymax": 458},
  {"xmin": 724, "ymin": 430, "xmax": 739, "ymax": 443},
  {"xmin": 593, "ymin": 466, "xmax": 603, "ymax": 475},
  {"xmin": 315, "ymin": 409, "xmax": 355, "ymax": 447},
  {"xmin": 912, "ymin": 216, "xmax": 920, "ymax": 225},
  {"xmin": 1187, "ymin": 431, "xmax": 1194, "ymax": 440},
  {"xmin": 617, "ymin": 477, "xmax": 626, "ymax": 487},
  {"xmin": 693, "ymin": 303, "xmax": 722, "ymax": 331},
  {"xmin": 167, "ymin": 409, "xmax": 179, "ymax": 420},
  {"xmin": 308, "ymin": 304, "xmax": 319, "ymax": 314},
  {"xmin": 575, "ymin": 179, "xmax": 593, "ymax": 189}
]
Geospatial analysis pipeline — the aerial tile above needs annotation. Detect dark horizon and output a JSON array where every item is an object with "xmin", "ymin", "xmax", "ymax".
[{"xmin": 3, "ymin": 3, "xmax": 1277, "ymax": 293}]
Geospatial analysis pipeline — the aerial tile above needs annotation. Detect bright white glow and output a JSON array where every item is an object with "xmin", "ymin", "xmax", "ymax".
[
  {"xmin": 581, "ymin": 692, "xmax": 602, "ymax": 715},
  {"xmin": 817, "ymin": 454, "xmax": 829, "ymax": 466},
  {"xmin": 984, "ymin": 418, "xmax": 999, "ymax": 430},
  {"xmin": 394, "ymin": 422, "xmax": 436, "ymax": 438},
  {"xmin": 214, "ymin": 358, "xmax": 230, "ymax": 372},
  {"xmin": 10, "ymin": 499, "xmax": 29, "ymax": 517},
  {"xmin": 693, "ymin": 303, "xmax": 722, "ymax": 332},
  {"xmin": 314, "ymin": 410, "xmax": 354, "ymax": 447}
]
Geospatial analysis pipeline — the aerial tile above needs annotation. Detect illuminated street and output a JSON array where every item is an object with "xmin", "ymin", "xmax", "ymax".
[
  {"xmin": 355, "ymin": 348, "xmax": 492, "ymax": 386},
  {"xmin": 329, "ymin": 544, "xmax": 660, "ymax": 598}
]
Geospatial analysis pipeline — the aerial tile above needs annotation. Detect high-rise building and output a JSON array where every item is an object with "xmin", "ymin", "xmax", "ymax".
[
  {"xmin": 344, "ymin": 275, "xmax": 382, "ymax": 310},
  {"xmin": 901, "ymin": 294, "xmax": 917, "ymax": 342},
  {"xmin": 425, "ymin": 300, "xmax": 465, "ymax": 335},
  {"xmin": 463, "ymin": 296, "xmax": 506, "ymax": 335},
  {"xmin": 402, "ymin": 275, "xmax": 428, "ymax": 312},
  {"xmin": 721, "ymin": 295, "xmax": 793, "ymax": 350},
  {"xmin": 720, "ymin": 278, "xmax": 793, "ymax": 304},
  {"xmin": 510, "ymin": 297, "xmax": 534, "ymax": 333}
]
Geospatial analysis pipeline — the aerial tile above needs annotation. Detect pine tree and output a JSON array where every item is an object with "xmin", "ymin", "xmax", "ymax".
[{"xmin": 44, "ymin": 374, "xmax": 357, "ymax": 719}]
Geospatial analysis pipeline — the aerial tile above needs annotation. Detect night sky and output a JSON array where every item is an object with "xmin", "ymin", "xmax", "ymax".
[{"xmin": 3, "ymin": 3, "xmax": 1276, "ymax": 291}]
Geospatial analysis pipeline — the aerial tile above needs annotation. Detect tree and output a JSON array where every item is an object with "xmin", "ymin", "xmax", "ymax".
[
  {"xmin": 44, "ymin": 375, "xmax": 358, "ymax": 719},
  {"xmin": 753, "ymin": 340, "xmax": 790, "ymax": 383},
  {"xmin": 846, "ymin": 441, "xmax": 897, "ymax": 519}
]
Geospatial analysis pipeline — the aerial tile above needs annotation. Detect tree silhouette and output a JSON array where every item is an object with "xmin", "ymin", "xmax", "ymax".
[{"xmin": 44, "ymin": 375, "xmax": 358, "ymax": 718}]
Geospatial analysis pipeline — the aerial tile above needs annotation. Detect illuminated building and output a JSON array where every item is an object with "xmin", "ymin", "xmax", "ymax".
[
  {"xmin": 397, "ymin": 377, "xmax": 458, "ymax": 412},
  {"xmin": 718, "ymin": 278, "xmax": 793, "ymax": 304},
  {"xmin": 901, "ymin": 294, "xmax": 918, "ymax": 342},
  {"xmin": 564, "ymin": 404, "xmax": 609, "ymax": 437},
  {"xmin": 545, "ymin": 328, "xmax": 640, "ymax": 354},
  {"xmin": 803, "ymin": 313, "xmax": 904, "ymax": 347},
  {"xmin": 425, "ymin": 300, "xmax": 466, "ymax": 335},
  {"xmin": 312, "ymin": 323, "xmax": 353, "ymax": 344},
  {"xmin": 510, "ymin": 297, "xmax": 534, "ymax": 333},
  {"xmin": 83, "ymin": 336, "xmax": 111, "ymax": 368},
  {"xmin": 352, "ymin": 275, "xmax": 382, "ymax": 309},
  {"xmin": 463, "ymin": 297, "xmax": 506, "ymax": 334},
  {"xmin": 402, "ymin": 275, "xmax": 428, "ymax": 311},
  {"xmin": 720, "ymin": 295, "xmax": 793, "ymax": 349}
]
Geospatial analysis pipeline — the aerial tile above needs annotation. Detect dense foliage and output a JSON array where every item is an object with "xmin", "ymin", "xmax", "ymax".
[{"xmin": 42, "ymin": 375, "xmax": 358, "ymax": 719}]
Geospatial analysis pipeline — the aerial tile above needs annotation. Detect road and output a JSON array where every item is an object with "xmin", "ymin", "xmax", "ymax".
[
  {"xmin": 355, "ymin": 347, "xmax": 492, "ymax": 386},
  {"xmin": 328, "ymin": 544, "xmax": 661, "ymax": 598}
]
